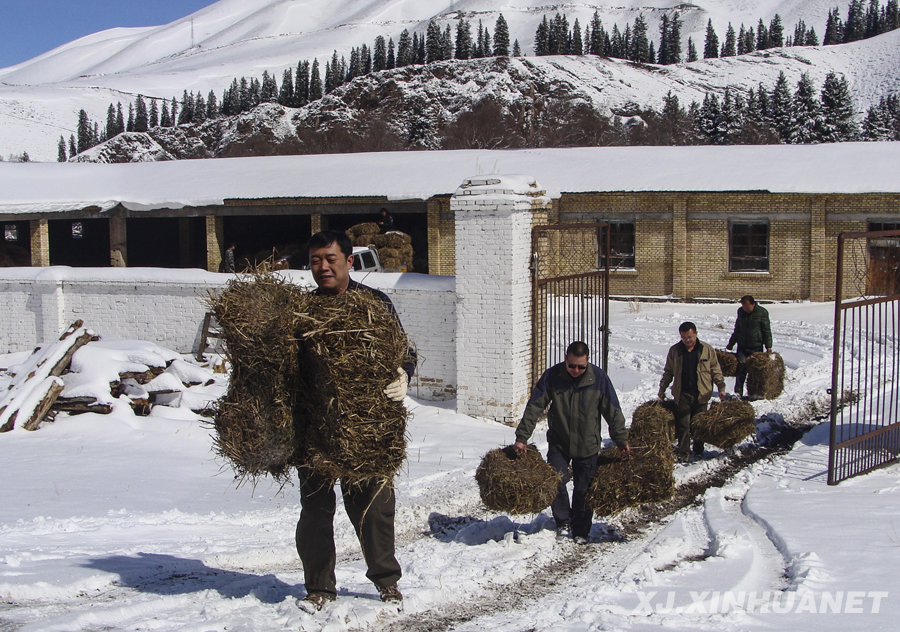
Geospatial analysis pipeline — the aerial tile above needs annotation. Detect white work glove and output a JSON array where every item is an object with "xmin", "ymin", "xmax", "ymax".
[{"xmin": 384, "ymin": 367, "xmax": 408, "ymax": 402}]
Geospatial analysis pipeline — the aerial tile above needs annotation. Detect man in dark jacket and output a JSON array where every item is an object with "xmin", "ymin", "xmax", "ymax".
[
  {"xmin": 514, "ymin": 341, "xmax": 629, "ymax": 545},
  {"xmin": 659, "ymin": 322, "xmax": 727, "ymax": 461},
  {"xmin": 726, "ymin": 295, "xmax": 773, "ymax": 398},
  {"xmin": 296, "ymin": 230, "xmax": 415, "ymax": 612}
]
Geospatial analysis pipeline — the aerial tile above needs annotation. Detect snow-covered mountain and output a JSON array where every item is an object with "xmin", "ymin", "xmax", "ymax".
[{"xmin": 1, "ymin": 0, "xmax": 897, "ymax": 161}]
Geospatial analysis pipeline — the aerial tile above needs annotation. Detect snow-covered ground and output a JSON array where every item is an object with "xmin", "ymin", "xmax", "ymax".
[{"xmin": 1, "ymin": 300, "xmax": 897, "ymax": 631}]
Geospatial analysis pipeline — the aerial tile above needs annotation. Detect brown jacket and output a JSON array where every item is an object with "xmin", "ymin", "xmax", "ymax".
[{"xmin": 658, "ymin": 340, "xmax": 726, "ymax": 404}]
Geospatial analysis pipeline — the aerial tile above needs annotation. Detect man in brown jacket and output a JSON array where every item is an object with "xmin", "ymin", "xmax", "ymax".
[{"xmin": 658, "ymin": 322, "xmax": 727, "ymax": 461}]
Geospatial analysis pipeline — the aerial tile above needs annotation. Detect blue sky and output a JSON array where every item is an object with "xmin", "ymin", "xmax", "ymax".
[{"xmin": 0, "ymin": 1, "xmax": 219, "ymax": 69}]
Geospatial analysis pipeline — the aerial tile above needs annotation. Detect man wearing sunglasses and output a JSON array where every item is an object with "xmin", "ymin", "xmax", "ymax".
[{"xmin": 514, "ymin": 341, "xmax": 630, "ymax": 545}]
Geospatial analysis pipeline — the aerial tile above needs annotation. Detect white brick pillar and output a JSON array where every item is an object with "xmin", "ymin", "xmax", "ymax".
[{"xmin": 452, "ymin": 175, "xmax": 549, "ymax": 423}]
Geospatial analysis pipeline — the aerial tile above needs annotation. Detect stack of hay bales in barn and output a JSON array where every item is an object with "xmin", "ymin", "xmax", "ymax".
[
  {"xmin": 745, "ymin": 351, "xmax": 785, "ymax": 399},
  {"xmin": 587, "ymin": 400, "xmax": 676, "ymax": 517},
  {"xmin": 691, "ymin": 399, "xmax": 757, "ymax": 450},
  {"xmin": 475, "ymin": 445, "xmax": 561, "ymax": 515},
  {"xmin": 346, "ymin": 223, "xmax": 414, "ymax": 272},
  {"xmin": 716, "ymin": 349, "xmax": 739, "ymax": 377},
  {"xmin": 209, "ymin": 271, "xmax": 411, "ymax": 486}
]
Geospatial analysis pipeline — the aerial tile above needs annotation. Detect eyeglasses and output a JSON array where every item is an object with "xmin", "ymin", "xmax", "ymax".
[{"xmin": 567, "ymin": 363, "xmax": 587, "ymax": 371}]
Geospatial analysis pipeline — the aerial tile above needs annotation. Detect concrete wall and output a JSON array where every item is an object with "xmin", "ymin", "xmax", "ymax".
[{"xmin": 0, "ymin": 267, "xmax": 457, "ymax": 401}]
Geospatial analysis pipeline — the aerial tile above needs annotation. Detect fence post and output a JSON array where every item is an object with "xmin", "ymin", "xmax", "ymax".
[{"xmin": 452, "ymin": 176, "xmax": 549, "ymax": 423}]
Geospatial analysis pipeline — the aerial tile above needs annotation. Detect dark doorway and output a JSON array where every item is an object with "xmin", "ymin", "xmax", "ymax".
[
  {"xmin": 223, "ymin": 215, "xmax": 311, "ymax": 271},
  {"xmin": 1, "ymin": 221, "xmax": 31, "ymax": 266},
  {"xmin": 127, "ymin": 217, "xmax": 207, "ymax": 268},
  {"xmin": 326, "ymin": 212, "xmax": 429, "ymax": 273},
  {"xmin": 49, "ymin": 218, "xmax": 110, "ymax": 267}
]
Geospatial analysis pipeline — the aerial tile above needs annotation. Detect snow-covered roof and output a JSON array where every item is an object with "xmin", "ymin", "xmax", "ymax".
[{"xmin": 1, "ymin": 143, "xmax": 899, "ymax": 216}]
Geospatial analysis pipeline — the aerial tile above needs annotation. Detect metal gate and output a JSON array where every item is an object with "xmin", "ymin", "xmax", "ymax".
[
  {"xmin": 531, "ymin": 223, "xmax": 610, "ymax": 386},
  {"xmin": 829, "ymin": 229, "xmax": 900, "ymax": 485}
]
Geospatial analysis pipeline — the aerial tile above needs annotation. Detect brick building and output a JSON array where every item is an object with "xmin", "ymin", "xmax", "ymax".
[{"xmin": 1, "ymin": 143, "xmax": 899, "ymax": 302}]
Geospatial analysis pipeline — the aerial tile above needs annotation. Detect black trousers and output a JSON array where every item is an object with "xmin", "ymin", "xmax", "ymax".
[
  {"xmin": 675, "ymin": 392, "xmax": 708, "ymax": 456},
  {"xmin": 295, "ymin": 469, "xmax": 401, "ymax": 597},
  {"xmin": 547, "ymin": 444, "xmax": 598, "ymax": 538},
  {"xmin": 734, "ymin": 345, "xmax": 764, "ymax": 395}
]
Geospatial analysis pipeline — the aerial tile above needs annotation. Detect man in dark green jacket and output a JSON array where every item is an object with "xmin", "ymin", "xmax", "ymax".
[
  {"xmin": 726, "ymin": 295, "xmax": 773, "ymax": 397},
  {"xmin": 514, "ymin": 341, "xmax": 629, "ymax": 545}
]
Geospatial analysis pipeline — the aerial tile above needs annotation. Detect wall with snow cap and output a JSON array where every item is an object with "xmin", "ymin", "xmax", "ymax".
[{"xmin": 0, "ymin": 268, "xmax": 457, "ymax": 401}]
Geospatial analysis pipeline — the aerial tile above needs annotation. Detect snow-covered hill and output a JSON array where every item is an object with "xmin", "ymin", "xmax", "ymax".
[{"xmin": 1, "ymin": 0, "xmax": 897, "ymax": 160}]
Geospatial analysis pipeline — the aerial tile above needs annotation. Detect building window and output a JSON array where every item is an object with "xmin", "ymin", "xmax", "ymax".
[
  {"xmin": 4, "ymin": 224, "xmax": 17, "ymax": 241},
  {"xmin": 867, "ymin": 222, "xmax": 900, "ymax": 295},
  {"xmin": 600, "ymin": 222, "xmax": 635, "ymax": 269},
  {"xmin": 729, "ymin": 221, "xmax": 769, "ymax": 271}
]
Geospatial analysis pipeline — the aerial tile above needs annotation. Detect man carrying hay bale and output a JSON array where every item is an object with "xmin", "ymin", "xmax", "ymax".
[
  {"xmin": 296, "ymin": 230, "xmax": 415, "ymax": 612},
  {"xmin": 658, "ymin": 322, "xmax": 728, "ymax": 463},
  {"xmin": 726, "ymin": 295, "xmax": 773, "ymax": 399},
  {"xmin": 513, "ymin": 341, "xmax": 630, "ymax": 545}
]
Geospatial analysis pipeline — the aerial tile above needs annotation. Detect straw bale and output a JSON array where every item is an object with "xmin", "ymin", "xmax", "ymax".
[
  {"xmin": 587, "ymin": 447, "xmax": 675, "ymax": 517},
  {"xmin": 691, "ymin": 399, "xmax": 757, "ymax": 450},
  {"xmin": 386, "ymin": 230, "xmax": 412, "ymax": 244},
  {"xmin": 745, "ymin": 351, "xmax": 785, "ymax": 399},
  {"xmin": 208, "ymin": 272, "xmax": 305, "ymax": 483},
  {"xmin": 381, "ymin": 256, "xmax": 404, "ymax": 271},
  {"xmin": 354, "ymin": 235, "xmax": 375, "ymax": 247},
  {"xmin": 630, "ymin": 400, "xmax": 676, "ymax": 449},
  {"xmin": 380, "ymin": 247, "xmax": 401, "ymax": 260},
  {"xmin": 346, "ymin": 223, "xmax": 380, "ymax": 239},
  {"xmin": 717, "ymin": 349, "xmax": 739, "ymax": 377},
  {"xmin": 209, "ymin": 271, "xmax": 412, "ymax": 486},
  {"xmin": 475, "ymin": 445, "xmax": 561, "ymax": 515}
]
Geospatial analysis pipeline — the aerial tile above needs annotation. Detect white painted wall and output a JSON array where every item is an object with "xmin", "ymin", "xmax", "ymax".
[{"xmin": 0, "ymin": 267, "xmax": 456, "ymax": 401}]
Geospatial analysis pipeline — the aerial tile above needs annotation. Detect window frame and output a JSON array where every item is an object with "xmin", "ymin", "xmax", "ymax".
[
  {"xmin": 599, "ymin": 221, "xmax": 636, "ymax": 270},
  {"xmin": 728, "ymin": 220, "xmax": 770, "ymax": 272}
]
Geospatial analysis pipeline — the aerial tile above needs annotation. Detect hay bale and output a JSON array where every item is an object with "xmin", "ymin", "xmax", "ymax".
[
  {"xmin": 353, "ymin": 235, "xmax": 375, "ymax": 247},
  {"xmin": 209, "ymin": 271, "xmax": 412, "ymax": 486},
  {"xmin": 587, "ymin": 447, "xmax": 675, "ymax": 517},
  {"xmin": 691, "ymin": 399, "xmax": 757, "ymax": 450},
  {"xmin": 381, "ymin": 255, "xmax": 404, "ymax": 271},
  {"xmin": 630, "ymin": 400, "xmax": 676, "ymax": 449},
  {"xmin": 379, "ymin": 247, "xmax": 401, "ymax": 260},
  {"xmin": 385, "ymin": 230, "xmax": 412, "ymax": 244},
  {"xmin": 208, "ymin": 272, "xmax": 306, "ymax": 484},
  {"xmin": 717, "ymin": 349, "xmax": 739, "ymax": 377},
  {"xmin": 346, "ymin": 223, "xmax": 380, "ymax": 239},
  {"xmin": 745, "ymin": 351, "xmax": 785, "ymax": 399},
  {"xmin": 475, "ymin": 445, "xmax": 561, "ymax": 515}
]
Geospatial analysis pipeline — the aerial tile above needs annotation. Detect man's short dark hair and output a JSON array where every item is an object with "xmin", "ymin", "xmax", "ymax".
[
  {"xmin": 566, "ymin": 341, "xmax": 590, "ymax": 357},
  {"xmin": 740, "ymin": 295, "xmax": 756, "ymax": 305},
  {"xmin": 678, "ymin": 321, "xmax": 697, "ymax": 334},
  {"xmin": 307, "ymin": 230, "xmax": 352, "ymax": 258}
]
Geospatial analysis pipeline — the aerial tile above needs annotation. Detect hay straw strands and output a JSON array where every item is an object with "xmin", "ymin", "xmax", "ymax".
[
  {"xmin": 691, "ymin": 399, "xmax": 757, "ymax": 450},
  {"xmin": 745, "ymin": 351, "xmax": 785, "ymax": 399},
  {"xmin": 346, "ymin": 222, "xmax": 380, "ymax": 239},
  {"xmin": 630, "ymin": 400, "xmax": 676, "ymax": 449},
  {"xmin": 717, "ymin": 349, "xmax": 739, "ymax": 377},
  {"xmin": 587, "ymin": 447, "xmax": 675, "ymax": 517},
  {"xmin": 475, "ymin": 445, "xmax": 561, "ymax": 515}
]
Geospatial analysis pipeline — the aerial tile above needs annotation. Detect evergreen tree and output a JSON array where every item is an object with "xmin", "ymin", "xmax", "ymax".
[
  {"xmin": 844, "ymin": 0, "xmax": 866, "ymax": 41},
  {"xmin": 790, "ymin": 73, "xmax": 820, "ymax": 143},
  {"xmin": 260, "ymin": 70, "xmax": 278, "ymax": 102},
  {"xmin": 658, "ymin": 15, "xmax": 670, "ymax": 64},
  {"xmin": 667, "ymin": 13, "xmax": 683, "ymax": 63},
  {"xmin": 237, "ymin": 77, "xmax": 249, "ymax": 111},
  {"xmin": 589, "ymin": 11, "xmax": 604, "ymax": 55},
  {"xmin": 92, "ymin": 122, "xmax": 100, "ymax": 146},
  {"xmin": 417, "ymin": 30, "xmax": 426, "ymax": 63},
  {"xmin": 534, "ymin": 16, "xmax": 549, "ymax": 55},
  {"xmin": 115, "ymin": 102, "xmax": 125, "ymax": 134},
  {"xmin": 805, "ymin": 27, "xmax": 819, "ymax": 45},
  {"xmin": 76, "ymin": 109, "xmax": 93, "ymax": 153},
  {"xmin": 819, "ymin": 71, "xmax": 857, "ymax": 141},
  {"xmin": 149, "ymin": 99, "xmax": 159, "ymax": 127},
  {"xmin": 865, "ymin": 0, "xmax": 882, "ymax": 37},
  {"xmin": 194, "ymin": 93, "xmax": 206, "ymax": 123},
  {"xmin": 704, "ymin": 19, "xmax": 719, "ymax": 58},
  {"xmin": 178, "ymin": 90, "xmax": 194, "ymax": 123},
  {"xmin": 127, "ymin": 103, "xmax": 135, "ymax": 132},
  {"xmin": 160, "ymin": 99, "xmax": 172, "ymax": 126},
  {"xmin": 697, "ymin": 92, "xmax": 725, "ymax": 143},
  {"xmin": 279, "ymin": 68, "xmax": 294, "ymax": 105},
  {"xmin": 862, "ymin": 98, "xmax": 894, "ymax": 139},
  {"xmin": 361, "ymin": 46, "xmax": 371, "ymax": 74},
  {"xmin": 456, "ymin": 19, "xmax": 472, "ymax": 59},
  {"xmin": 442, "ymin": 25, "xmax": 454, "ymax": 60},
  {"xmin": 324, "ymin": 60, "xmax": 334, "ymax": 93},
  {"xmin": 397, "ymin": 29, "xmax": 412, "ymax": 66},
  {"xmin": 632, "ymin": 14, "xmax": 650, "ymax": 62},
  {"xmin": 494, "ymin": 14, "xmax": 510, "ymax": 56},
  {"xmin": 768, "ymin": 14, "xmax": 784, "ymax": 47},
  {"xmin": 374, "ymin": 35, "xmax": 387, "ymax": 71},
  {"xmin": 611, "ymin": 24, "xmax": 624, "ymax": 59},
  {"xmin": 106, "ymin": 104, "xmax": 117, "ymax": 139},
  {"xmin": 387, "ymin": 38, "xmax": 395, "ymax": 68},
  {"xmin": 687, "ymin": 37, "xmax": 698, "ymax": 62},
  {"xmin": 309, "ymin": 59, "xmax": 323, "ymax": 100},
  {"xmin": 721, "ymin": 87, "xmax": 742, "ymax": 142},
  {"xmin": 513, "ymin": 39, "xmax": 521, "ymax": 56},
  {"xmin": 888, "ymin": 0, "xmax": 900, "ymax": 29},
  {"xmin": 756, "ymin": 19, "xmax": 769, "ymax": 49},
  {"xmin": 793, "ymin": 19, "xmax": 807, "ymax": 46},
  {"xmin": 770, "ymin": 71, "xmax": 793, "ymax": 141},
  {"xmin": 206, "ymin": 90, "xmax": 218, "ymax": 119},
  {"xmin": 722, "ymin": 23, "xmax": 737, "ymax": 56},
  {"xmin": 648, "ymin": 41, "xmax": 656, "ymax": 64},
  {"xmin": 170, "ymin": 96, "xmax": 178, "ymax": 123},
  {"xmin": 57, "ymin": 135, "xmax": 67, "ymax": 162},
  {"xmin": 134, "ymin": 95, "xmax": 149, "ymax": 132},
  {"xmin": 426, "ymin": 19, "xmax": 443, "ymax": 62},
  {"xmin": 823, "ymin": 8, "xmax": 844, "ymax": 44},
  {"xmin": 570, "ymin": 18, "xmax": 582, "ymax": 55},
  {"xmin": 296, "ymin": 61, "xmax": 310, "ymax": 106},
  {"xmin": 68, "ymin": 134, "xmax": 77, "ymax": 158}
]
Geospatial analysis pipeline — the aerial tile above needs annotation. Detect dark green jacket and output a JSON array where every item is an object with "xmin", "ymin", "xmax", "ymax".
[
  {"xmin": 516, "ymin": 362, "xmax": 628, "ymax": 458},
  {"xmin": 727, "ymin": 304, "xmax": 773, "ymax": 350}
]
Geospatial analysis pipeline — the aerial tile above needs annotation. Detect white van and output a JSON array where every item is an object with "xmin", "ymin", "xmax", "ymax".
[{"xmin": 352, "ymin": 246, "xmax": 383, "ymax": 272}]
